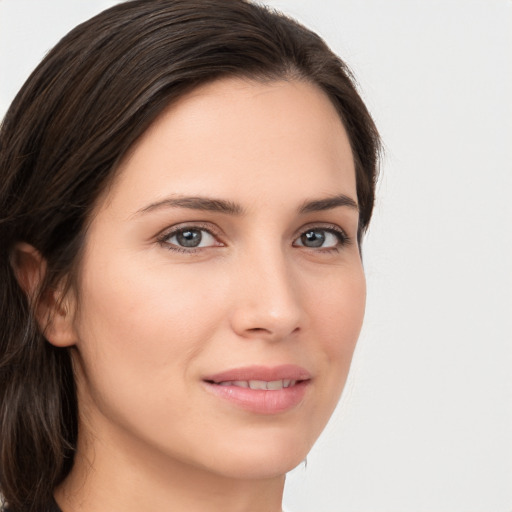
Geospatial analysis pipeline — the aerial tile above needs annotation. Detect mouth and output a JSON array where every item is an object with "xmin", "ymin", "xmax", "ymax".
[
  {"xmin": 202, "ymin": 365, "xmax": 311, "ymax": 414},
  {"xmin": 211, "ymin": 379, "xmax": 299, "ymax": 390}
]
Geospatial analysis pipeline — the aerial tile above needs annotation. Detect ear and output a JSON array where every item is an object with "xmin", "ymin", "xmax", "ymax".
[{"xmin": 11, "ymin": 242, "xmax": 77, "ymax": 347}]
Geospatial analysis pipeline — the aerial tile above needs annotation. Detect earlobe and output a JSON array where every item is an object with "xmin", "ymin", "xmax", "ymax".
[{"xmin": 11, "ymin": 242, "xmax": 77, "ymax": 347}]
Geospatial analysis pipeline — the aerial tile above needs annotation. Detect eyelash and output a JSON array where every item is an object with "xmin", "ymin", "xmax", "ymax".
[{"xmin": 156, "ymin": 223, "xmax": 352, "ymax": 254}]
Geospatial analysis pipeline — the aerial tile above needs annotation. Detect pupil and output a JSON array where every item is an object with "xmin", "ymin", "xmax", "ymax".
[
  {"xmin": 177, "ymin": 229, "xmax": 202, "ymax": 247},
  {"xmin": 302, "ymin": 230, "xmax": 324, "ymax": 247}
]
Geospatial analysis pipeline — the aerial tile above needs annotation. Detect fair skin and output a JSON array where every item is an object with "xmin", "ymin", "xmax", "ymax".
[{"xmin": 17, "ymin": 78, "xmax": 365, "ymax": 512}]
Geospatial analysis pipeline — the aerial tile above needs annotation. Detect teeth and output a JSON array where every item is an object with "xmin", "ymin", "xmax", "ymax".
[
  {"xmin": 216, "ymin": 379, "xmax": 297, "ymax": 390},
  {"xmin": 249, "ymin": 380, "xmax": 267, "ymax": 390},
  {"xmin": 266, "ymin": 380, "xmax": 283, "ymax": 390}
]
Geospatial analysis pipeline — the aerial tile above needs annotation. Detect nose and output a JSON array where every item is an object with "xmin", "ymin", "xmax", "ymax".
[{"xmin": 229, "ymin": 247, "xmax": 303, "ymax": 342}]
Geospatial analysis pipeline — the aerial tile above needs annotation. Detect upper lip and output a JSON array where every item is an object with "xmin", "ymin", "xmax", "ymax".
[{"xmin": 203, "ymin": 364, "xmax": 312, "ymax": 383}]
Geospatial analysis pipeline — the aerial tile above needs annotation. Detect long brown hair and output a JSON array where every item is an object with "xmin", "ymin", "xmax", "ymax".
[{"xmin": 0, "ymin": 1, "xmax": 380, "ymax": 510}]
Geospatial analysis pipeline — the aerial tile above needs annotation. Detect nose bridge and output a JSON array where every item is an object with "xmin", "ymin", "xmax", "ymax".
[{"xmin": 230, "ymin": 241, "xmax": 302, "ymax": 340}]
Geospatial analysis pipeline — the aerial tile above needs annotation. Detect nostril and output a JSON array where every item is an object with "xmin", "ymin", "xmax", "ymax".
[
  {"xmin": 230, "ymin": 296, "xmax": 302, "ymax": 340},
  {"xmin": 244, "ymin": 326, "xmax": 300, "ymax": 338}
]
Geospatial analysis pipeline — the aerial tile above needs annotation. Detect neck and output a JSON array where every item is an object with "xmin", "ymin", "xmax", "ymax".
[{"xmin": 55, "ymin": 421, "xmax": 286, "ymax": 512}]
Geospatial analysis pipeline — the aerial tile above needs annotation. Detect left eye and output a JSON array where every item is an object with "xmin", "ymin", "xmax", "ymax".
[
  {"xmin": 164, "ymin": 228, "xmax": 218, "ymax": 249},
  {"xmin": 293, "ymin": 228, "xmax": 344, "ymax": 249}
]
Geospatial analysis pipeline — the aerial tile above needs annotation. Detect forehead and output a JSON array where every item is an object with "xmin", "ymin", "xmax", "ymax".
[{"xmin": 100, "ymin": 77, "xmax": 356, "ymax": 215}]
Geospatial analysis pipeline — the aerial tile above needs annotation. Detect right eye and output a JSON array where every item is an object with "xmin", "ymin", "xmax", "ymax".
[{"xmin": 159, "ymin": 226, "xmax": 223, "ymax": 252}]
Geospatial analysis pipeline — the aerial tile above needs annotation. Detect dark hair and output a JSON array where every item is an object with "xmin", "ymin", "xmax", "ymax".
[{"xmin": 0, "ymin": 1, "xmax": 380, "ymax": 510}]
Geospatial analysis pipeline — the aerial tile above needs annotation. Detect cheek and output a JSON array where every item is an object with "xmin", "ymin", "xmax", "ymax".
[
  {"xmin": 309, "ymin": 263, "xmax": 366, "ymax": 354},
  {"xmin": 77, "ymin": 251, "xmax": 224, "ymax": 350},
  {"xmin": 71, "ymin": 256, "xmax": 233, "ymax": 457},
  {"xmin": 72, "ymin": 253, "xmax": 229, "ymax": 411},
  {"xmin": 305, "ymin": 265, "xmax": 366, "ymax": 415}
]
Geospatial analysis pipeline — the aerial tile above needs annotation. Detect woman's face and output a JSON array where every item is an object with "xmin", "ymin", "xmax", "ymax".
[{"xmin": 68, "ymin": 78, "xmax": 365, "ymax": 479}]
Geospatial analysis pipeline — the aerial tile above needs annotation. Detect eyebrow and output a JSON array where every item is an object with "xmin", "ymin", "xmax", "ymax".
[
  {"xmin": 135, "ymin": 193, "xmax": 358, "ymax": 217},
  {"xmin": 299, "ymin": 194, "xmax": 359, "ymax": 213},
  {"xmin": 136, "ymin": 196, "xmax": 244, "ymax": 216}
]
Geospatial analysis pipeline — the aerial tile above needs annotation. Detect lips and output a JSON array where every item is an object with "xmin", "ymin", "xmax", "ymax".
[
  {"xmin": 217, "ymin": 379, "xmax": 297, "ymax": 390},
  {"xmin": 203, "ymin": 364, "xmax": 311, "ymax": 384},
  {"xmin": 203, "ymin": 365, "xmax": 311, "ymax": 414}
]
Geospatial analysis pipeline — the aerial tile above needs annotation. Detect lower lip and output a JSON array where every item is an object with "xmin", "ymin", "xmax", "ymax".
[{"xmin": 203, "ymin": 381, "xmax": 309, "ymax": 415}]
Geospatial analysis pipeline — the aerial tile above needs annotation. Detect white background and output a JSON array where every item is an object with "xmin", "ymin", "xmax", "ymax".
[{"xmin": 1, "ymin": 1, "xmax": 511, "ymax": 511}]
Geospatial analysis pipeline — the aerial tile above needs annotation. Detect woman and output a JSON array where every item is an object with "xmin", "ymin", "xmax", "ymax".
[{"xmin": 0, "ymin": 1, "xmax": 380, "ymax": 511}]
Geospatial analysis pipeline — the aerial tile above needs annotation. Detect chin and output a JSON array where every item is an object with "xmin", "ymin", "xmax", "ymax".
[
  {"xmin": 193, "ymin": 423, "xmax": 319, "ymax": 480},
  {"xmin": 211, "ymin": 451, "xmax": 307, "ymax": 481}
]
